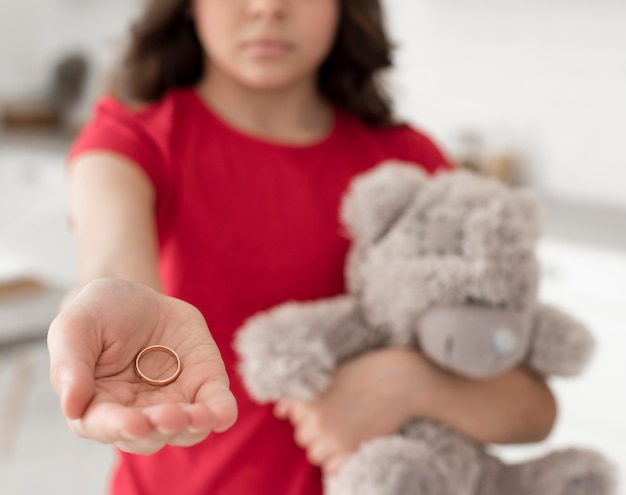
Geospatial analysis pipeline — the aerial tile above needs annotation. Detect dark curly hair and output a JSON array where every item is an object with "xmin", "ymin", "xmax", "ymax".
[{"xmin": 110, "ymin": 0, "xmax": 396, "ymax": 126}]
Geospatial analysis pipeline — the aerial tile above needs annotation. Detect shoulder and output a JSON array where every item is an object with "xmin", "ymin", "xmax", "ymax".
[
  {"xmin": 89, "ymin": 88, "xmax": 193, "ymax": 139},
  {"xmin": 337, "ymin": 111, "xmax": 454, "ymax": 174},
  {"xmin": 71, "ymin": 88, "xmax": 200, "ymax": 164},
  {"xmin": 69, "ymin": 89, "xmax": 198, "ymax": 198},
  {"xmin": 372, "ymin": 122, "xmax": 454, "ymax": 174}
]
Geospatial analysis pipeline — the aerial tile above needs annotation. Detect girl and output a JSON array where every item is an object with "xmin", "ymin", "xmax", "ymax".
[{"xmin": 47, "ymin": 0, "xmax": 557, "ymax": 493}]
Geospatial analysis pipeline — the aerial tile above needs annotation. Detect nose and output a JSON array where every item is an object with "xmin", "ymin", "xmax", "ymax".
[{"xmin": 248, "ymin": 0, "xmax": 287, "ymax": 20}]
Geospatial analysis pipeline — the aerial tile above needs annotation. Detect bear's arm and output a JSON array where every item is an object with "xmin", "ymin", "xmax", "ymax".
[
  {"xmin": 526, "ymin": 303, "xmax": 595, "ymax": 377},
  {"xmin": 234, "ymin": 295, "xmax": 388, "ymax": 402}
]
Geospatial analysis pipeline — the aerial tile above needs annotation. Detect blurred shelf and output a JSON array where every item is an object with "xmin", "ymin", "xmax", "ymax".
[
  {"xmin": 542, "ymin": 197, "xmax": 626, "ymax": 252},
  {"xmin": 0, "ymin": 280, "xmax": 66, "ymax": 352},
  {"xmin": 0, "ymin": 124, "xmax": 76, "ymax": 153}
]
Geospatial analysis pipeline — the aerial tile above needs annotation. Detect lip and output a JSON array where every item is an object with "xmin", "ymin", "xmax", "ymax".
[{"xmin": 243, "ymin": 39, "xmax": 293, "ymax": 57}]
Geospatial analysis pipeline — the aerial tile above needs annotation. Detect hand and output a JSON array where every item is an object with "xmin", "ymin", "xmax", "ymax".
[
  {"xmin": 274, "ymin": 348, "xmax": 425, "ymax": 475},
  {"xmin": 47, "ymin": 278, "xmax": 238, "ymax": 455}
]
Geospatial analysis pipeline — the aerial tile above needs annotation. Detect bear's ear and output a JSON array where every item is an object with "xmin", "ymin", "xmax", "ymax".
[{"xmin": 340, "ymin": 160, "xmax": 429, "ymax": 244}]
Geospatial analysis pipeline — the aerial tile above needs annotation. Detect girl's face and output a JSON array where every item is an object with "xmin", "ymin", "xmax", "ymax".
[{"xmin": 191, "ymin": 0, "xmax": 340, "ymax": 91}]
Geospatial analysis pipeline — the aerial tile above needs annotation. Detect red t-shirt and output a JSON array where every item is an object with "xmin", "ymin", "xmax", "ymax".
[{"xmin": 70, "ymin": 88, "xmax": 451, "ymax": 495}]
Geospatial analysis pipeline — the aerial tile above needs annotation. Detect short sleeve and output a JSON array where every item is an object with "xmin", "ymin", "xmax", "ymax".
[
  {"xmin": 68, "ymin": 96, "xmax": 169, "ymax": 195},
  {"xmin": 378, "ymin": 124, "xmax": 455, "ymax": 175}
]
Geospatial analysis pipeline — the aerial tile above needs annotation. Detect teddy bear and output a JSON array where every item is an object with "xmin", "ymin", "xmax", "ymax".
[{"xmin": 234, "ymin": 161, "xmax": 616, "ymax": 495}]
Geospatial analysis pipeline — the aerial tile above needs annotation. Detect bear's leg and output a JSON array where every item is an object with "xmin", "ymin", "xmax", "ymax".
[
  {"xmin": 484, "ymin": 448, "xmax": 616, "ymax": 495},
  {"xmin": 326, "ymin": 422, "xmax": 484, "ymax": 495},
  {"xmin": 325, "ymin": 435, "xmax": 447, "ymax": 495}
]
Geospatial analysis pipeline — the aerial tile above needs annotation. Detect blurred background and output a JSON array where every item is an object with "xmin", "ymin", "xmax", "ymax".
[{"xmin": 0, "ymin": 0, "xmax": 624, "ymax": 493}]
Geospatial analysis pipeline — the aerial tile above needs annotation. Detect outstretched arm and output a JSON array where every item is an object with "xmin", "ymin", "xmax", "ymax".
[{"xmin": 48, "ymin": 153, "xmax": 237, "ymax": 454}]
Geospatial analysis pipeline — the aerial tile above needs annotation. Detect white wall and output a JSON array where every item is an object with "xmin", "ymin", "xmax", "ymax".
[
  {"xmin": 384, "ymin": 0, "xmax": 626, "ymax": 209},
  {"xmin": 0, "ymin": 0, "xmax": 139, "ymax": 123},
  {"xmin": 1, "ymin": 0, "xmax": 625, "ymax": 209}
]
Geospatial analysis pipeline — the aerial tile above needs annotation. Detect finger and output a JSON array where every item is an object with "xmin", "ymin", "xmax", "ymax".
[
  {"xmin": 48, "ymin": 309, "xmax": 100, "ymax": 419},
  {"xmin": 208, "ymin": 389, "xmax": 238, "ymax": 433},
  {"xmin": 273, "ymin": 400, "xmax": 291, "ymax": 419},
  {"xmin": 69, "ymin": 401, "xmax": 153, "ymax": 444},
  {"xmin": 282, "ymin": 400, "xmax": 310, "ymax": 424},
  {"xmin": 294, "ymin": 420, "xmax": 318, "ymax": 448},
  {"xmin": 195, "ymin": 375, "xmax": 238, "ymax": 433},
  {"xmin": 322, "ymin": 452, "xmax": 351, "ymax": 476},
  {"xmin": 273, "ymin": 398, "xmax": 301, "ymax": 419},
  {"xmin": 167, "ymin": 428, "xmax": 211, "ymax": 448},
  {"xmin": 114, "ymin": 424, "xmax": 206, "ymax": 454},
  {"xmin": 52, "ymin": 357, "xmax": 96, "ymax": 421},
  {"xmin": 141, "ymin": 404, "xmax": 217, "ymax": 449},
  {"xmin": 184, "ymin": 403, "xmax": 217, "ymax": 435},
  {"xmin": 108, "ymin": 404, "xmax": 215, "ymax": 453},
  {"xmin": 167, "ymin": 429, "xmax": 211, "ymax": 448},
  {"xmin": 142, "ymin": 403, "xmax": 190, "ymax": 436},
  {"xmin": 305, "ymin": 437, "xmax": 341, "ymax": 466},
  {"xmin": 115, "ymin": 437, "xmax": 168, "ymax": 456}
]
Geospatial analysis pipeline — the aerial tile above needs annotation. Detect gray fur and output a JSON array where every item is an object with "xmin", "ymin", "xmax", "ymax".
[
  {"xmin": 478, "ymin": 448, "xmax": 617, "ymax": 495},
  {"xmin": 528, "ymin": 303, "xmax": 596, "ymax": 376},
  {"xmin": 326, "ymin": 435, "xmax": 452, "ymax": 495},
  {"xmin": 234, "ymin": 296, "xmax": 388, "ymax": 401},
  {"xmin": 340, "ymin": 161, "xmax": 428, "ymax": 245},
  {"xmin": 234, "ymin": 161, "xmax": 614, "ymax": 494}
]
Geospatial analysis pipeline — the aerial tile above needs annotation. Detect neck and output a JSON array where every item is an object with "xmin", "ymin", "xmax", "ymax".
[{"xmin": 195, "ymin": 69, "xmax": 333, "ymax": 145}]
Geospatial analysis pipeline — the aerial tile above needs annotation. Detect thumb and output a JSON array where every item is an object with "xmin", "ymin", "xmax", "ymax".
[
  {"xmin": 55, "ymin": 360, "xmax": 97, "ymax": 420},
  {"xmin": 47, "ymin": 309, "xmax": 99, "ymax": 420}
]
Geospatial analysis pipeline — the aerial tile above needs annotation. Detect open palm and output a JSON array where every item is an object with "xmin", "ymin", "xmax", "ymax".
[{"xmin": 48, "ymin": 278, "xmax": 238, "ymax": 454}]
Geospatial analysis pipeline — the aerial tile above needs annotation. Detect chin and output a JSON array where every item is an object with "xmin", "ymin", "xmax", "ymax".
[
  {"xmin": 235, "ymin": 67, "xmax": 314, "ymax": 93},
  {"xmin": 240, "ymin": 77, "xmax": 303, "ymax": 93}
]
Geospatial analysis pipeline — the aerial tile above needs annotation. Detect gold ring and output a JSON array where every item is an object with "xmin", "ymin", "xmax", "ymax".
[{"xmin": 134, "ymin": 345, "xmax": 182, "ymax": 387}]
